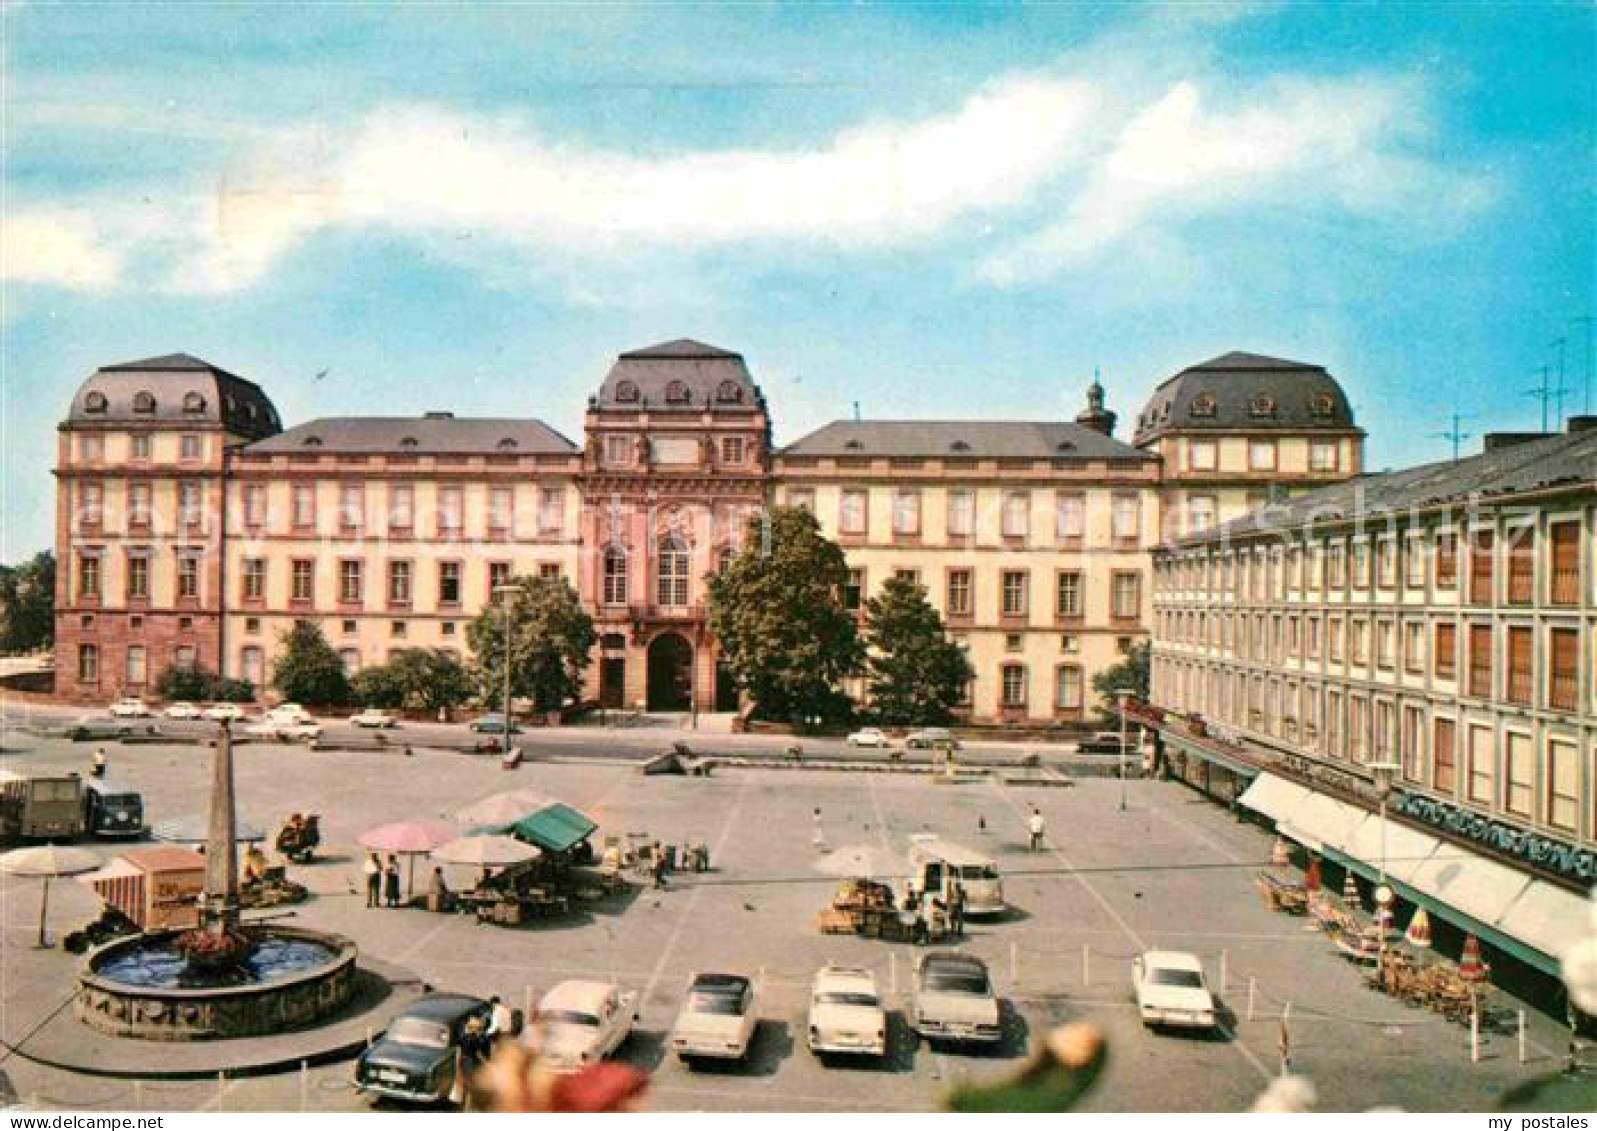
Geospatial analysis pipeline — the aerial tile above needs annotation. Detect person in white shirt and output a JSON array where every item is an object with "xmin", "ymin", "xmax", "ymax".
[
  {"xmin": 1028, "ymin": 808, "xmax": 1046, "ymax": 852},
  {"xmin": 486, "ymin": 995, "xmax": 515, "ymax": 1040},
  {"xmin": 362, "ymin": 852, "xmax": 382, "ymax": 908}
]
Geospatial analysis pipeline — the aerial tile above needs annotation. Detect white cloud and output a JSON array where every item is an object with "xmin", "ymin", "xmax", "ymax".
[{"xmin": 1, "ymin": 209, "xmax": 124, "ymax": 289}]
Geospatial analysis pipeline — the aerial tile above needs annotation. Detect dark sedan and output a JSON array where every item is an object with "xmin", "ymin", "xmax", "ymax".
[
  {"xmin": 467, "ymin": 713, "xmax": 523, "ymax": 735},
  {"xmin": 354, "ymin": 994, "xmax": 491, "ymax": 1105}
]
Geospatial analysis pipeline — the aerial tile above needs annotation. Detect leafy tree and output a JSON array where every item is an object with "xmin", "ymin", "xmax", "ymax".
[
  {"xmin": 271, "ymin": 621, "xmax": 351, "ymax": 707},
  {"xmin": 707, "ymin": 506, "xmax": 862, "ymax": 728},
  {"xmin": 155, "ymin": 663, "xmax": 252, "ymax": 703},
  {"xmin": 466, "ymin": 576, "xmax": 596, "ymax": 713},
  {"xmin": 1091, "ymin": 641, "xmax": 1150, "ymax": 725},
  {"xmin": 0, "ymin": 551, "xmax": 56, "ymax": 653},
  {"xmin": 863, "ymin": 575, "xmax": 973, "ymax": 726},
  {"xmin": 353, "ymin": 649, "xmax": 473, "ymax": 714}
]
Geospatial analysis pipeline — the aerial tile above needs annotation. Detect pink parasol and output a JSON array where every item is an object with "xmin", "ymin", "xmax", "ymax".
[{"xmin": 360, "ymin": 820, "xmax": 458, "ymax": 896}]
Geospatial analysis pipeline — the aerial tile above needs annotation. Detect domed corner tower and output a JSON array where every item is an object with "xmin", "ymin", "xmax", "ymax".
[
  {"xmin": 577, "ymin": 339, "xmax": 772, "ymax": 717},
  {"xmin": 1074, "ymin": 369, "xmax": 1119, "ymax": 437},
  {"xmin": 1134, "ymin": 351, "xmax": 1364, "ymax": 539},
  {"xmin": 54, "ymin": 354, "xmax": 283, "ymax": 701}
]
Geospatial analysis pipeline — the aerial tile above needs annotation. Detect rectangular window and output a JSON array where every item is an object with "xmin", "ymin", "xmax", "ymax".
[
  {"xmin": 1504, "ymin": 731, "xmax": 1534, "ymax": 818},
  {"xmin": 1433, "ymin": 717, "xmax": 1457, "ymax": 792},
  {"xmin": 840, "ymin": 489, "xmax": 867, "ymax": 535},
  {"xmin": 1376, "ymin": 538, "xmax": 1396, "ymax": 589},
  {"xmin": 1053, "ymin": 491, "xmax": 1084, "ymax": 543},
  {"xmin": 1327, "ymin": 543, "xmax": 1346, "ymax": 588},
  {"xmin": 290, "ymin": 559, "xmax": 314, "ymax": 603},
  {"xmin": 439, "ymin": 561, "xmax": 462, "ymax": 606},
  {"xmin": 1002, "ymin": 493, "xmax": 1030, "ymax": 540},
  {"xmin": 1111, "ymin": 572, "xmax": 1141, "ymax": 620},
  {"xmin": 539, "ymin": 487, "xmax": 564, "ymax": 534},
  {"xmin": 1435, "ymin": 529, "xmax": 1458, "ymax": 588},
  {"xmin": 125, "ymin": 645, "xmax": 146, "ymax": 685},
  {"xmin": 242, "ymin": 558, "xmax": 265, "ymax": 602},
  {"xmin": 437, "ymin": 487, "xmax": 463, "ymax": 537},
  {"xmin": 1548, "ymin": 627, "xmax": 1578, "ymax": 711},
  {"xmin": 489, "ymin": 561, "xmax": 511, "ymax": 595},
  {"xmin": 843, "ymin": 568, "xmax": 864, "ymax": 612},
  {"xmin": 1549, "ymin": 521, "xmax": 1580, "ymax": 604},
  {"xmin": 1189, "ymin": 440, "xmax": 1217, "ymax": 471},
  {"xmin": 1403, "ymin": 621, "xmax": 1424, "ymax": 674},
  {"xmin": 1469, "ymin": 529, "xmax": 1494, "ymax": 604},
  {"xmin": 1505, "ymin": 626, "xmax": 1533, "ymax": 705},
  {"xmin": 1055, "ymin": 665, "xmax": 1083, "ymax": 712},
  {"xmin": 537, "ymin": 564, "xmax": 562, "ymax": 584},
  {"xmin": 1466, "ymin": 724, "xmax": 1494, "ymax": 805},
  {"xmin": 1404, "ymin": 533, "xmax": 1426, "ymax": 587},
  {"xmin": 128, "ymin": 482, "xmax": 152, "ymax": 528},
  {"xmin": 130, "ymin": 434, "xmax": 151, "ymax": 460},
  {"xmin": 605, "ymin": 435, "xmax": 631, "ymax": 466},
  {"xmin": 389, "ymin": 485, "xmax": 414, "ymax": 531},
  {"xmin": 388, "ymin": 561, "xmax": 412, "ymax": 605},
  {"xmin": 1309, "ymin": 439, "xmax": 1338, "ymax": 472},
  {"xmin": 78, "ymin": 643, "xmax": 99, "ymax": 683},
  {"xmin": 339, "ymin": 483, "xmax": 365, "ymax": 530},
  {"xmin": 1434, "ymin": 621, "xmax": 1457, "ymax": 680},
  {"xmin": 787, "ymin": 488, "xmax": 815, "ymax": 513},
  {"xmin": 1055, "ymin": 571, "xmax": 1082, "ymax": 619},
  {"xmin": 892, "ymin": 489, "xmax": 921, "ymax": 536},
  {"xmin": 946, "ymin": 569, "xmax": 972, "ymax": 618},
  {"xmin": 79, "ymin": 435, "xmax": 103, "ymax": 462},
  {"xmin": 243, "ymin": 484, "xmax": 266, "ymax": 527},
  {"xmin": 1328, "ymin": 616, "xmax": 1344, "ymax": 662},
  {"xmin": 489, "ymin": 487, "xmax": 513, "ymax": 534},
  {"xmin": 1468, "ymin": 623, "xmax": 1493, "ymax": 697},
  {"xmin": 1401, "ymin": 704, "xmax": 1424, "ymax": 783},
  {"xmin": 1351, "ymin": 542, "xmax": 1370, "ymax": 589},
  {"xmin": 1001, "ymin": 570, "xmax": 1028, "ymax": 618},
  {"xmin": 1001, "ymin": 665, "xmax": 1027, "ymax": 708},
  {"xmin": 1505, "ymin": 527, "xmax": 1534, "ymax": 605},
  {"xmin": 77, "ymin": 554, "xmax": 101, "ymax": 600},
  {"xmin": 1248, "ymin": 439, "xmax": 1277, "ymax": 470},
  {"xmin": 126, "ymin": 554, "xmax": 149, "ymax": 600},
  {"xmin": 180, "ymin": 434, "xmax": 202, "ymax": 461},
  {"xmin": 292, "ymin": 483, "xmax": 316, "ymax": 529},
  {"xmin": 720, "ymin": 436, "xmax": 745, "ymax": 465},
  {"xmin": 1111, "ymin": 493, "xmax": 1140, "ymax": 544},
  {"xmin": 947, "ymin": 490, "xmax": 975, "ymax": 538},
  {"xmin": 1187, "ymin": 494, "xmax": 1217, "ymax": 534},
  {"xmin": 1350, "ymin": 618, "xmax": 1368, "ymax": 664},
  {"xmin": 1376, "ymin": 620, "xmax": 1394, "ymax": 669},
  {"xmin": 179, "ymin": 481, "xmax": 204, "ymax": 528},
  {"xmin": 339, "ymin": 560, "xmax": 363, "ymax": 604},
  {"xmin": 1547, "ymin": 738, "xmax": 1579, "ymax": 831},
  {"xmin": 78, "ymin": 482, "xmax": 103, "ymax": 528},
  {"xmin": 177, "ymin": 554, "xmax": 200, "ymax": 600}
]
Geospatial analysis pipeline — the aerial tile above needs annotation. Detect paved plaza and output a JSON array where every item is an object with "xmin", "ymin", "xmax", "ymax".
[{"xmin": 0, "ymin": 731, "xmax": 1576, "ymax": 1112}]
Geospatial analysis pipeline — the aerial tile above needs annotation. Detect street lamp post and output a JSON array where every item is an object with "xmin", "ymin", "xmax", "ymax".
[
  {"xmin": 1369, "ymin": 760, "xmax": 1401, "ymax": 985},
  {"xmin": 1116, "ymin": 689, "xmax": 1133, "ymax": 812},
  {"xmin": 493, "ymin": 584, "xmax": 527, "ymax": 758}
]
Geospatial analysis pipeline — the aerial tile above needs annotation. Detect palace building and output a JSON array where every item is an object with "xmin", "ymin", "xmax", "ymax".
[
  {"xmin": 53, "ymin": 340, "xmax": 1363, "ymax": 725},
  {"xmin": 1145, "ymin": 423, "xmax": 1596, "ymax": 978}
]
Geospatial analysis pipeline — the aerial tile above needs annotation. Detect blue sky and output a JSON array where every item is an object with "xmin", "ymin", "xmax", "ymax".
[{"xmin": 3, "ymin": 2, "xmax": 1592, "ymax": 559}]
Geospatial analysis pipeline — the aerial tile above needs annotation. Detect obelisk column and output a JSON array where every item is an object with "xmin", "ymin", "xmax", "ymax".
[{"xmin": 203, "ymin": 720, "xmax": 240, "ymax": 930}]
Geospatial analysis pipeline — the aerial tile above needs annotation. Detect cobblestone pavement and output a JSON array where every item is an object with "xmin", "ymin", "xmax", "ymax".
[{"xmin": 0, "ymin": 736, "xmax": 1572, "ymax": 1112}]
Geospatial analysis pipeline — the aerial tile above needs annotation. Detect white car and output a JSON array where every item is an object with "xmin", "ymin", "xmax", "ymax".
[
  {"xmin": 1132, "ymin": 950, "xmax": 1218, "ymax": 1032},
  {"xmin": 846, "ymin": 728, "xmax": 892, "ymax": 748},
  {"xmin": 807, "ymin": 964, "xmax": 887, "ymax": 1059},
  {"xmin": 912, "ymin": 951, "xmax": 1001, "ymax": 1046},
  {"xmin": 267, "ymin": 703, "xmax": 315, "ymax": 724},
  {"xmin": 203, "ymin": 703, "xmax": 247, "ymax": 722},
  {"xmin": 108, "ymin": 698, "xmax": 151, "ymax": 718},
  {"xmin": 349, "ymin": 709, "xmax": 398, "ymax": 729},
  {"xmin": 244, "ymin": 718, "xmax": 323, "ymax": 743},
  {"xmin": 163, "ymin": 701, "xmax": 202, "ymax": 720},
  {"xmin": 670, "ymin": 972, "xmax": 759, "ymax": 1065},
  {"xmin": 529, "ymin": 980, "xmax": 637, "ymax": 1074}
]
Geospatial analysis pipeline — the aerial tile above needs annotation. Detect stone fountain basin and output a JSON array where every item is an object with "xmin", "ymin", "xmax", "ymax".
[{"xmin": 77, "ymin": 927, "xmax": 358, "ymax": 1041}]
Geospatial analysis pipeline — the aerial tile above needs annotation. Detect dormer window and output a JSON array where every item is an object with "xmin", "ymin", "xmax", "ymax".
[
  {"xmin": 1190, "ymin": 394, "xmax": 1217, "ymax": 418},
  {"xmin": 1055, "ymin": 440, "xmax": 1076, "ymax": 453},
  {"xmin": 716, "ymin": 380, "xmax": 743, "ymax": 403},
  {"xmin": 665, "ymin": 380, "xmax": 690, "ymax": 404},
  {"xmin": 303, "ymin": 435, "xmax": 323, "ymax": 448},
  {"xmin": 1310, "ymin": 393, "xmax": 1335, "ymax": 418},
  {"xmin": 183, "ymin": 392, "xmax": 206, "ymax": 414},
  {"xmin": 84, "ymin": 391, "xmax": 108, "ymax": 414},
  {"xmin": 399, "ymin": 437, "xmax": 418, "ymax": 450},
  {"xmin": 615, "ymin": 380, "xmax": 640, "ymax": 403},
  {"xmin": 132, "ymin": 391, "xmax": 157, "ymax": 414},
  {"xmin": 246, "ymin": 403, "xmax": 259, "ymax": 420},
  {"xmin": 844, "ymin": 439, "xmax": 864, "ymax": 451},
  {"xmin": 949, "ymin": 440, "xmax": 971, "ymax": 452},
  {"xmin": 497, "ymin": 437, "xmax": 518, "ymax": 451},
  {"xmin": 1249, "ymin": 395, "xmax": 1277, "ymax": 418}
]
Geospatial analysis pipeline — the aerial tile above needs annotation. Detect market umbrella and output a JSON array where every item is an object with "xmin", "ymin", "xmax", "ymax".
[
  {"xmin": 360, "ymin": 820, "xmax": 458, "ymax": 896},
  {"xmin": 1458, "ymin": 934, "xmax": 1489, "ymax": 984},
  {"xmin": 2, "ymin": 843, "xmax": 102, "ymax": 947},
  {"xmin": 1304, "ymin": 857, "xmax": 1322, "ymax": 893},
  {"xmin": 813, "ymin": 844, "xmax": 904, "ymax": 880},
  {"xmin": 153, "ymin": 813, "xmax": 265, "ymax": 845},
  {"xmin": 1270, "ymin": 837, "xmax": 1292, "ymax": 867},
  {"xmin": 432, "ymin": 835, "xmax": 542, "ymax": 869},
  {"xmin": 1405, "ymin": 908, "xmax": 1433, "ymax": 950},
  {"xmin": 456, "ymin": 790, "xmax": 560, "ymax": 831}
]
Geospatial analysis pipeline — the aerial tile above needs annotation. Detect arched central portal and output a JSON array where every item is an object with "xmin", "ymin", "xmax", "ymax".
[{"xmin": 646, "ymin": 632, "xmax": 693, "ymax": 712}]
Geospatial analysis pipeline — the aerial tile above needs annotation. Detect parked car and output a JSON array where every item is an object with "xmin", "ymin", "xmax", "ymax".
[
  {"xmin": 1077, "ymin": 731, "xmax": 1137, "ymax": 755},
  {"xmin": 807, "ymin": 964, "xmax": 887, "ymax": 1059},
  {"xmin": 108, "ymin": 698, "xmax": 151, "ymax": 718},
  {"xmin": 912, "ymin": 951, "xmax": 1001, "ymax": 1046},
  {"xmin": 530, "ymin": 980, "xmax": 637, "ymax": 1073},
  {"xmin": 845, "ymin": 727, "xmax": 892, "ymax": 748},
  {"xmin": 468, "ymin": 713, "xmax": 522, "ymax": 735},
  {"xmin": 243, "ymin": 717, "xmax": 322, "ymax": 743},
  {"xmin": 202, "ymin": 703, "xmax": 247, "ymax": 722},
  {"xmin": 350, "ymin": 708, "xmax": 398, "ymax": 729},
  {"xmin": 670, "ymin": 972, "xmax": 759, "ymax": 1065},
  {"xmin": 354, "ymin": 993, "xmax": 492, "ymax": 1105},
  {"xmin": 906, "ymin": 727, "xmax": 959, "ymax": 750},
  {"xmin": 267, "ymin": 703, "xmax": 315, "ymax": 724},
  {"xmin": 67, "ymin": 715, "xmax": 135, "ymax": 741},
  {"xmin": 1132, "ymin": 950, "xmax": 1218, "ymax": 1032},
  {"xmin": 163, "ymin": 701, "xmax": 202, "ymax": 720}
]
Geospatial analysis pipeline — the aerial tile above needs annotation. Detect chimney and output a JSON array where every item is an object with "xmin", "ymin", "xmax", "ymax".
[
  {"xmin": 423, "ymin": 411, "xmax": 454, "ymax": 420},
  {"xmin": 1568, "ymin": 415, "xmax": 1597, "ymax": 434},
  {"xmin": 1482, "ymin": 431, "xmax": 1550, "ymax": 452}
]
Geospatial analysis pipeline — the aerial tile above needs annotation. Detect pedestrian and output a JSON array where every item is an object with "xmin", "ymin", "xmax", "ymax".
[
  {"xmin": 651, "ymin": 842, "xmax": 667, "ymax": 890},
  {"xmin": 486, "ymin": 995, "xmax": 514, "ymax": 1041},
  {"xmin": 456, "ymin": 1017, "xmax": 492, "ymax": 1109},
  {"xmin": 91, "ymin": 748, "xmax": 107, "ymax": 777},
  {"xmin": 950, "ymin": 881, "xmax": 966, "ymax": 937},
  {"xmin": 1028, "ymin": 807, "xmax": 1046, "ymax": 852},
  {"xmin": 812, "ymin": 807, "xmax": 827, "ymax": 852},
  {"xmin": 428, "ymin": 866, "xmax": 452, "ymax": 912},
  {"xmin": 363, "ymin": 851, "xmax": 382, "ymax": 908},
  {"xmin": 383, "ymin": 853, "xmax": 402, "ymax": 908}
]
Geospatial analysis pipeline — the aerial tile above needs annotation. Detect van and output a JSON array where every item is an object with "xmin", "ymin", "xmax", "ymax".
[{"xmin": 906, "ymin": 835, "xmax": 1005, "ymax": 917}]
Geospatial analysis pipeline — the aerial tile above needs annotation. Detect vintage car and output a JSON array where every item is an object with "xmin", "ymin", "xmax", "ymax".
[
  {"xmin": 243, "ymin": 715, "xmax": 322, "ymax": 742},
  {"xmin": 354, "ymin": 993, "xmax": 492, "ymax": 1105},
  {"xmin": 670, "ymin": 972, "xmax": 759, "ymax": 1065},
  {"xmin": 907, "ymin": 835, "xmax": 1005, "ymax": 917},
  {"xmin": 807, "ymin": 964, "xmax": 887, "ymax": 1059},
  {"xmin": 350, "ymin": 708, "xmax": 398, "ymax": 729},
  {"xmin": 905, "ymin": 727, "xmax": 960, "ymax": 751},
  {"xmin": 467, "ymin": 713, "xmax": 523, "ymax": 735},
  {"xmin": 1077, "ymin": 731, "xmax": 1138, "ymax": 755},
  {"xmin": 912, "ymin": 951, "xmax": 1001, "ymax": 1046},
  {"xmin": 202, "ymin": 703, "xmax": 247, "ymax": 722},
  {"xmin": 108, "ymin": 698, "xmax": 152, "ymax": 718},
  {"xmin": 845, "ymin": 728, "xmax": 892, "ymax": 748},
  {"xmin": 163, "ymin": 701, "xmax": 202, "ymax": 720},
  {"xmin": 530, "ymin": 980, "xmax": 638, "ymax": 1073},
  {"xmin": 267, "ymin": 703, "xmax": 315, "ymax": 724},
  {"xmin": 1132, "ymin": 950, "xmax": 1218, "ymax": 1032}
]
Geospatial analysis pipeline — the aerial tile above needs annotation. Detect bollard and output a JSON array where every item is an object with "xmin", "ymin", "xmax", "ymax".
[
  {"xmin": 1246, "ymin": 977, "xmax": 1256, "ymax": 1022},
  {"xmin": 133, "ymin": 1081, "xmax": 143, "ymax": 1113},
  {"xmin": 1471, "ymin": 996, "xmax": 1481, "ymax": 1064},
  {"xmin": 366, "ymin": 1026, "xmax": 374, "ymax": 1048},
  {"xmin": 300, "ymin": 1060, "xmax": 309, "ymax": 1112},
  {"xmin": 1082, "ymin": 944, "xmax": 1090, "ymax": 986},
  {"xmin": 217, "ymin": 1071, "xmax": 226, "ymax": 1112},
  {"xmin": 1010, "ymin": 942, "xmax": 1018, "ymax": 986},
  {"xmin": 1518, "ymin": 1010, "xmax": 1527, "ymax": 1064},
  {"xmin": 1219, "ymin": 949, "xmax": 1228, "ymax": 994},
  {"xmin": 525, "ymin": 984, "xmax": 534, "ymax": 1026},
  {"xmin": 889, "ymin": 952, "xmax": 897, "ymax": 996}
]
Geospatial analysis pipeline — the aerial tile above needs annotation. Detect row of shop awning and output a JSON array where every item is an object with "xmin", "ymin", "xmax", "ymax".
[{"xmin": 1240, "ymin": 773, "xmax": 1590, "ymax": 977}]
